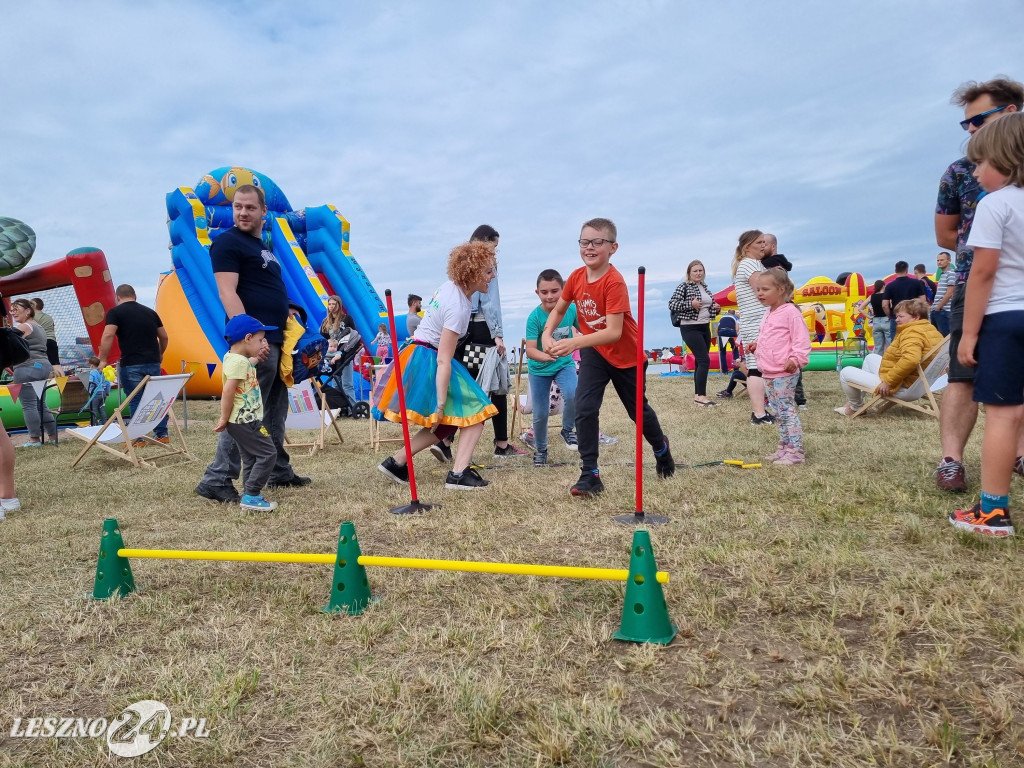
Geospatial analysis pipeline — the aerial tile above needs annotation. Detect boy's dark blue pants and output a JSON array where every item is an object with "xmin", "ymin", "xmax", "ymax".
[{"xmin": 575, "ymin": 347, "xmax": 666, "ymax": 472}]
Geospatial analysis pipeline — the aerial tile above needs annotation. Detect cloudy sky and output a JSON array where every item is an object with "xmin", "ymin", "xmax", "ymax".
[{"xmin": 3, "ymin": 0, "xmax": 1022, "ymax": 348}]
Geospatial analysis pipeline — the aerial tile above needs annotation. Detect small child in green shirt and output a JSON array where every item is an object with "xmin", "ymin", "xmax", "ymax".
[
  {"xmin": 215, "ymin": 314, "xmax": 279, "ymax": 511},
  {"xmin": 525, "ymin": 269, "xmax": 579, "ymax": 465}
]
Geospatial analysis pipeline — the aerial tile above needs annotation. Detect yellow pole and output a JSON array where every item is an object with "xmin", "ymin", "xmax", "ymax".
[{"xmin": 117, "ymin": 549, "xmax": 669, "ymax": 583}]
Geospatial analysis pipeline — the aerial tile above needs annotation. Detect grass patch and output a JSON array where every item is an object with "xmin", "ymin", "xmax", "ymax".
[{"xmin": 1, "ymin": 372, "xmax": 1022, "ymax": 766}]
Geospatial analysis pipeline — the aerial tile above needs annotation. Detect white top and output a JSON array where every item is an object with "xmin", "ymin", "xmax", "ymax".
[
  {"xmin": 967, "ymin": 185, "xmax": 1024, "ymax": 314},
  {"xmin": 734, "ymin": 258, "xmax": 766, "ymax": 338},
  {"xmin": 414, "ymin": 280, "xmax": 472, "ymax": 347}
]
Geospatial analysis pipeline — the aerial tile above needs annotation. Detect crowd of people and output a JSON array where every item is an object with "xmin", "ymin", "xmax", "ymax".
[{"xmin": 2, "ymin": 78, "xmax": 1022, "ymax": 538}]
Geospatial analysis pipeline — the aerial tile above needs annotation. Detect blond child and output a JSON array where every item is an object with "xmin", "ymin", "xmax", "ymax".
[{"xmin": 215, "ymin": 314, "xmax": 279, "ymax": 511}]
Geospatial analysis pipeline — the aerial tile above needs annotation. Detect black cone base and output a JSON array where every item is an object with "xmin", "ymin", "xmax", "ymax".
[
  {"xmin": 612, "ymin": 512, "xmax": 670, "ymax": 526},
  {"xmin": 390, "ymin": 500, "xmax": 440, "ymax": 515}
]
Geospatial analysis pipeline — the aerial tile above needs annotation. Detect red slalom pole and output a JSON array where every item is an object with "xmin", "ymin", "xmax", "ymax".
[
  {"xmin": 614, "ymin": 267, "xmax": 668, "ymax": 525},
  {"xmin": 383, "ymin": 289, "xmax": 438, "ymax": 515}
]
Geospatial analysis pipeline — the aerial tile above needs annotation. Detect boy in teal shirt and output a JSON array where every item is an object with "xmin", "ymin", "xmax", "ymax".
[{"xmin": 525, "ymin": 269, "xmax": 579, "ymax": 465}]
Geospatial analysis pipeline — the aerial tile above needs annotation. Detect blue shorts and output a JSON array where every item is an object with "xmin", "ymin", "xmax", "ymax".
[{"xmin": 973, "ymin": 310, "xmax": 1024, "ymax": 406}]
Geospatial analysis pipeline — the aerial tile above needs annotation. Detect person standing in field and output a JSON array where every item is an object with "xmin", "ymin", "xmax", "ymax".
[{"xmin": 934, "ymin": 76, "xmax": 1023, "ymax": 493}]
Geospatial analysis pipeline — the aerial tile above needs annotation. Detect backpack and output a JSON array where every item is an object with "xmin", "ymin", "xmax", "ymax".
[{"xmin": 0, "ymin": 326, "xmax": 31, "ymax": 369}]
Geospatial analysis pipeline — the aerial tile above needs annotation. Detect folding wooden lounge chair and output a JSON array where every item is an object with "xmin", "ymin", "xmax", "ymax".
[
  {"xmin": 67, "ymin": 373, "xmax": 195, "ymax": 468},
  {"xmin": 849, "ymin": 337, "xmax": 950, "ymax": 419},
  {"xmin": 284, "ymin": 379, "xmax": 344, "ymax": 457}
]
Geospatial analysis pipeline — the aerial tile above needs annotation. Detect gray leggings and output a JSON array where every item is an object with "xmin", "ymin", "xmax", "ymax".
[{"xmin": 14, "ymin": 361, "xmax": 56, "ymax": 440}]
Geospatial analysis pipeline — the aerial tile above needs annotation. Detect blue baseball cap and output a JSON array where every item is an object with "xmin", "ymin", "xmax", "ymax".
[{"xmin": 225, "ymin": 314, "xmax": 277, "ymax": 343}]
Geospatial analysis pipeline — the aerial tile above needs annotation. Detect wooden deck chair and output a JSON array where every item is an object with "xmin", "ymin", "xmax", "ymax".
[
  {"xmin": 284, "ymin": 379, "xmax": 344, "ymax": 456},
  {"xmin": 67, "ymin": 373, "xmax": 195, "ymax": 468},
  {"xmin": 850, "ymin": 337, "xmax": 950, "ymax": 419}
]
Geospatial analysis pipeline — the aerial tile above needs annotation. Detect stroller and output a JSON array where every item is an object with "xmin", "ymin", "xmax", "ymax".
[{"xmin": 314, "ymin": 327, "xmax": 370, "ymax": 419}]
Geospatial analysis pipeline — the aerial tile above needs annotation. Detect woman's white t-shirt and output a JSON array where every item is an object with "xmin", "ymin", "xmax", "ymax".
[
  {"xmin": 734, "ymin": 258, "xmax": 766, "ymax": 339},
  {"xmin": 414, "ymin": 281, "xmax": 472, "ymax": 347}
]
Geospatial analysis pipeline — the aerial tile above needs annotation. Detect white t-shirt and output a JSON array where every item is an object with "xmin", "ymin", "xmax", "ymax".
[
  {"xmin": 414, "ymin": 280, "xmax": 472, "ymax": 347},
  {"xmin": 967, "ymin": 185, "xmax": 1024, "ymax": 314},
  {"xmin": 734, "ymin": 258, "xmax": 766, "ymax": 339}
]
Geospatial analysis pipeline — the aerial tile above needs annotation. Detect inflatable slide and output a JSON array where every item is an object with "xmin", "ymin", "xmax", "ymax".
[{"xmin": 162, "ymin": 166, "xmax": 390, "ymax": 396}]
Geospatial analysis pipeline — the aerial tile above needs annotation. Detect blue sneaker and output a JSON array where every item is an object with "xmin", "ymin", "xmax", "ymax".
[{"xmin": 240, "ymin": 494, "xmax": 278, "ymax": 511}]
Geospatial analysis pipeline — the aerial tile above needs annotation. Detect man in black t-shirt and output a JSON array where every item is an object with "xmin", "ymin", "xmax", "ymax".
[
  {"xmin": 98, "ymin": 284, "xmax": 170, "ymax": 441},
  {"xmin": 881, "ymin": 261, "xmax": 926, "ymax": 343},
  {"xmin": 195, "ymin": 184, "xmax": 311, "ymax": 504}
]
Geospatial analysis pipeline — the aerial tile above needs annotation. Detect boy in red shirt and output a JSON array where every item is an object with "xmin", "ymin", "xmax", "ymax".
[{"xmin": 543, "ymin": 218, "xmax": 674, "ymax": 496}]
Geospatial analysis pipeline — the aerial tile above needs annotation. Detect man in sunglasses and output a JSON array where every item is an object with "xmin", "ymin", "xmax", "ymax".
[{"xmin": 934, "ymin": 77, "xmax": 1023, "ymax": 493}]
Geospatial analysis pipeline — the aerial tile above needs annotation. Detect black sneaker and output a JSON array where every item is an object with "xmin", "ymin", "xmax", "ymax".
[
  {"xmin": 195, "ymin": 483, "xmax": 241, "ymax": 504},
  {"xmin": 655, "ymin": 438, "xmax": 675, "ymax": 479},
  {"xmin": 716, "ymin": 389, "xmax": 733, "ymax": 399},
  {"xmin": 378, "ymin": 456, "xmax": 410, "ymax": 485},
  {"xmin": 444, "ymin": 467, "xmax": 489, "ymax": 490},
  {"xmin": 751, "ymin": 412, "xmax": 775, "ymax": 425},
  {"xmin": 533, "ymin": 450, "xmax": 548, "ymax": 466},
  {"xmin": 570, "ymin": 471, "xmax": 604, "ymax": 497},
  {"xmin": 494, "ymin": 442, "xmax": 528, "ymax": 457},
  {"xmin": 267, "ymin": 475, "xmax": 312, "ymax": 489},
  {"xmin": 430, "ymin": 439, "xmax": 453, "ymax": 463}
]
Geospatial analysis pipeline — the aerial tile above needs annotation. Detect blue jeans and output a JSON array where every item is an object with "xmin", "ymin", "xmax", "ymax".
[
  {"xmin": 340, "ymin": 361, "xmax": 357, "ymax": 403},
  {"xmin": 932, "ymin": 310, "xmax": 950, "ymax": 337},
  {"xmin": 528, "ymin": 366, "xmax": 577, "ymax": 452},
  {"xmin": 199, "ymin": 343, "xmax": 296, "ymax": 489},
  {"xmin": 119, "ymin": 363, "xmax": 168, "ymax": 438}
]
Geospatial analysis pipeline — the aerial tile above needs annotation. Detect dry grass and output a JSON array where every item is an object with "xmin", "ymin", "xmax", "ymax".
[{"xmin": 1, "ymin": 372, "xmax": 1022, "ymax": 767}]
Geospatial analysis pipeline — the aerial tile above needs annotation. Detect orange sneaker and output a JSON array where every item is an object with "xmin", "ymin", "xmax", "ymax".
[
  {"xmin": 156, "ymin": 436, "xmax": 170, "ymax": 444},
  {"xmin": 949, "ymin": 503, "xmax": 1014, "ymax": 537}
]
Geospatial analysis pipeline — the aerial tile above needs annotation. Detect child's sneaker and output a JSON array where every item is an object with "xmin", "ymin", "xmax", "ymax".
[
  {"xmin": 520, "ymin": 429, "xmax": 537, "ymax": 450},
  {"xmin": 378, "ymin": 456, "xmax": 410, "ymax": 484},
  {"xmin": 570, "ymin": 471, "xmax": 604, "ymax": 497},
  {"xmin": 429, "ymin": 440, "xmax": 452, "ymax": 463},
  {"xmin": 444, "ymin": 467, "xmax": 489, "ymax": 490},
  {"xmin": 599, "ymin": 432, "xmax": 618, "ymax": 445},
  {"xmin": 949, "ymin": 503, "xmax": 1014, "ymax": 537},
  {"xmin": 19, "ymin": 441, "xmax": 42, "ymax": 448},
  {"xmin": 533, "ymin": 450, "xmax": 548, "ymax": 466},
  {"xmin": 1, "ymin": 498, "xmax": 22, "ymax": 513},
  {"xmin": 773, "ymin": 448, "xmax": 805, "ymax": 466},
  {"xmin": 494, "ymin": 442, "xmax": 527, "ymax": 457},
  {"xmin": 764, "ymin": 443, "xmax": 787, "ymax": 462},
  {"xmin": 240, "ymin": 494, "xmax": 278, "ymax": 511},
  {"xmin": 561, "ymin": 430, "xmax": 578, "ymax": 451},
  {"xmin": 654, "ymin": 438, "xmax": 675, "ymax": 479}
]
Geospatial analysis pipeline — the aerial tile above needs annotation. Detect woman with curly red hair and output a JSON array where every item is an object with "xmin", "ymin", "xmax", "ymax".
[{"xmin": 373, "ymin": 241, "xmax": 499, "ymax": 492}]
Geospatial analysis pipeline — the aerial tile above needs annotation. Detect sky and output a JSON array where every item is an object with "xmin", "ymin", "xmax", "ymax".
[{"xmin": 2, "ymin": 0, "xmax": 1023, "ymax": 349}]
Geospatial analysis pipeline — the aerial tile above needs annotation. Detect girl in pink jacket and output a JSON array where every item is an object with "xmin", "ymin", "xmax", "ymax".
[{"xmin": 748, "ymin": 270, "xmax": 812, "ymax": 464}]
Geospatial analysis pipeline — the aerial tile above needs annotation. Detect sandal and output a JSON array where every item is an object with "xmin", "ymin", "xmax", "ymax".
[{"xmin": 694, "ymin": 399, "xmax": 717, "ymax": 407}]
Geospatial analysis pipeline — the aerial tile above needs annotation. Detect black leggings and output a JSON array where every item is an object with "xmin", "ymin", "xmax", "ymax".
[
  {"xmin": 455, "ymin": 320, "xmax": 508, "ymax": 443},
  {"xmin": 680, "ymin": 324, "xmax": 712, "ymax": 396}
]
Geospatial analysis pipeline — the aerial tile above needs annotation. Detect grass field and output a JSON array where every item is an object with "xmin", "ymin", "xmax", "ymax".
[{"xmin": 1, "ymin": 371, "xmax": 1022, "ymax": 767}]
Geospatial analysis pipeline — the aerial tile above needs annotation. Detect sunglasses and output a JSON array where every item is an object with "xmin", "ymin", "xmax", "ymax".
[{"xmin": 960, "ymin": 105, "xmax": 1008, "ymax": 131}]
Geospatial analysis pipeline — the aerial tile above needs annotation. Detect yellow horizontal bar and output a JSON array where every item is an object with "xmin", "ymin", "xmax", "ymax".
[
  {"xmin": 117, "ymin": 549, "xmax": 668, "ymax": 583},
  {"xmin": 119, "ymin": 549, "xmax": 335, "ymax": 564},
  {"xmin": 358, "ymin": 555, "xmax": 669, "ymax": 583}
]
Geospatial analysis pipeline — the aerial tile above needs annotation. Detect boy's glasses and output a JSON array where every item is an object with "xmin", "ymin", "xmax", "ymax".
[
  {"xmin": 960, "ymin": 105, "xmax": 1008, "ymax": 131},
  {"xmin": 578, "ymin": 238, "xmax": 615, "ymax": 247}
]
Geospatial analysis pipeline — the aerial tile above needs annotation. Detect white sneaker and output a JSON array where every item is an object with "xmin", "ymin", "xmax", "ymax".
[
  {"xmin": 0, "ymin": 508, "xmax": 5, "ymax": 522},
  {"xmin": 1, "ymin": 498, "xmax": 20, "ymax": 512}
]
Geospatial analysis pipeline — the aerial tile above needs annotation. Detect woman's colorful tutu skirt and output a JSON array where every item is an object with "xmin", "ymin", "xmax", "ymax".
[{"xmin": 371, "ymin": 343, "xmax": 498, "ymax": 429}]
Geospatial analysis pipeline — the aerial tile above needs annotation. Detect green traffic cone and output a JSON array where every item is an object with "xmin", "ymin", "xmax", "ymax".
[
  {"xmin": 93, "ymin": 518, "xmax": 135, "ymax": 600},
  {"xmin": 613, "ymin": 529, "xmax": 677, "ymax": 645},
  {"xmin": 322, "ymin": 521, "xmax": 373, "ymax": 615}
]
